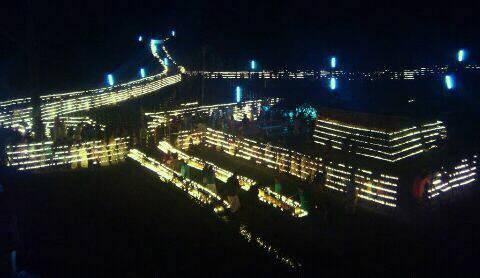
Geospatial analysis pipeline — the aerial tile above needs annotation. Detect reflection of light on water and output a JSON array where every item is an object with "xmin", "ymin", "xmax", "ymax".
[{"xmin": 239, "ymin": 224, "xmax": 302, "ymax": 269}]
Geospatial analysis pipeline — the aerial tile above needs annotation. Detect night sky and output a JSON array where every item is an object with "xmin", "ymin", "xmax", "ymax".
[{"xmin": 1, "ymin": 0, "xmax": 478, "ymax": 98}]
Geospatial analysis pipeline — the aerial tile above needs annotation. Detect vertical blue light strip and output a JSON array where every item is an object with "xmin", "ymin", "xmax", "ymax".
[
  {"xmin": 140, "ymin": 68, "xmax": 146, "ymax": 78},
  {"xmin": 329, "ymin": 77, "xmax": 337, "ymax": 90},
  {"xmin": 445, "ymin": 75, "xmax": 454, "ymax": 90},
  {"xmin": 107, "ymin": 74, "xmax": 114, "ymax": 86},
  {"xmin": 457, "ymin": 49, "xmax": 465, "ymax": 62},
  {"xmin": 236, "ymin": 86, "xmax": 242, "ymax": 102},
  {"xmin": 250, "ymin": 60, "xmax": 256, "ymax": 70},
  {"xmin": 330, "ymin": 57, "xmax": 336, "ymax": 69}
]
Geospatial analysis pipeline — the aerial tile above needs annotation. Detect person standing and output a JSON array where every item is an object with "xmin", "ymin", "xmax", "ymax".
[
  {"xmin": 180, "ymin": 159, "xmax": 191, "ymax": 179},
  {"xmin": 274, "ymin": 176, "xmax": 282, "ymax": 194},
  {"xmin": 206, "ymin": 165, "xmax": 217, "ymax": 194},
  {"xmin": 226, "ymin": 173, "xmax": 241, "ymax": 213},
  {"xmin": 345, "ymin": 174, "xmax": 359, "ymax": 214}
]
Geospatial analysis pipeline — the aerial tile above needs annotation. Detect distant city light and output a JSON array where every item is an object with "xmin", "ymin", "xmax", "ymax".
[
  {"xmin": 107, "ymin": 74, "xmax": 114, "ymax": 86},
  {"xmin": 445, "ymin": 75, "xmax": 455, "ymax": 90},
  {"xmin": 457, "ymin": 49, "xmax": 466, "ymax": 62},
  {"xmin": 235, "ymin": 86, "xmax": 242, "ymax": 102},
  {"xmin": 330, "ymin": 56, "xmax": 337, "ymax": 69},
  {"xmin": 138, "ymin": 36, "xmax": 143, "ymax": 42},
  {"xmin": 140, "ymin": 68, "xmax": 146, "ymax": 78},
  {"xmin": 164, "ymin": 58, "xmax": 169, "ymax": 66},
  {"xmin": 171, "ymin": 30, "xmax": 176, "ymax": 37},
  {"xmin": 250, "ymin": 60, "xmax": 256, "ymax": 70},
  {"xmin": 329, "ymin": 77, "xmax": 337, "ymax": 90}
]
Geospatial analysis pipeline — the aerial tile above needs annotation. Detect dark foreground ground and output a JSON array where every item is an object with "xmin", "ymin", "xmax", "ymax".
[{"xmin": 2, "ymin": 161, "xmax": 480, "ymax": 277}]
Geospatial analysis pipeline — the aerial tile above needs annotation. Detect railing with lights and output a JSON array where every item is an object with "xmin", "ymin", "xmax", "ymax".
[
  {"xmin": 258, "ymin": 187, "xmax": 308, "ymax": 217},
  {"xmin": 314, "ymin": 118, "xmax": 447, "ymax": 162},
  {"xmin": 428, "ymin": 156, "xmax": 478, "ymax": 199},
  {"xmin": 0, "ymin": 98, "xmax": 33, "ymax": 134},
  {"xmin": 188, "ymin": 65, "xmax": 478, "ymax": 81},
  {"xmin": 145, "ymin": 98, "xmax": 281, "ymax": 132},
  {"xmin": 40, "ymin": 74, "xmax": 182, "ymax": 120},
  {"xmin": 5, "ymin": 137, "xmax": 129, "ymax": 171},
  {"xmin": 158, "ymin": 140, "xmax": 309, "ymax": 217},
  {"xmin": 158, "ymin": 141, "xmax": 255, "ymax": 191},
  {"xmin": 175, "ymin": 128, "xmax": 399, "ymax": 208},
  {"xmin": 128, "ymin": 149, "xmax": 231, "ymax": 210},
  {"xmin": 43, "ymin": 116, "xmax": 106, "ymax": 139}
]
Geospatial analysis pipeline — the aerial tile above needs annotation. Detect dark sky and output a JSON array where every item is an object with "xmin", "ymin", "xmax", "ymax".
[{"xmin": 1, "ymin": 0, "xmax": 478, "ymax": 98}]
